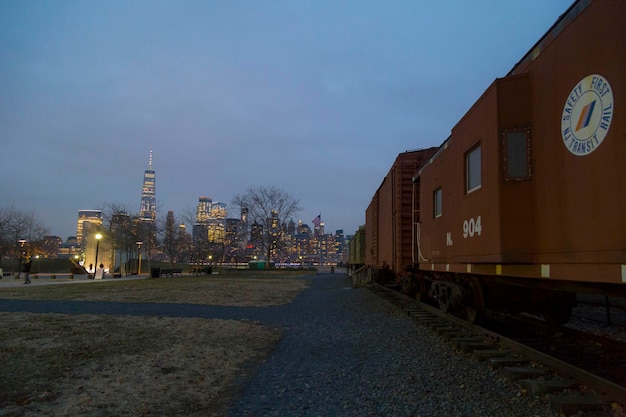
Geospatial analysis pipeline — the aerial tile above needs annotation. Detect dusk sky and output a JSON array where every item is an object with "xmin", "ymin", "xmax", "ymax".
[{"xmin": 1, "ymin": 1, "xmax": 572, "ymax": 239}]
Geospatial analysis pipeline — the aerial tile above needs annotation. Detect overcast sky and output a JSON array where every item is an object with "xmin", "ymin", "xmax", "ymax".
[{"xmin": 1, "ymin": 0, "xmax": 572, "ymax": 239}]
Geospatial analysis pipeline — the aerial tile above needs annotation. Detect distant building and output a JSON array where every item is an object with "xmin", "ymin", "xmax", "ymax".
[
  {"xmin": 287, "ymin": 218, "xmax": 296, "ymax": 236},
  {"xmin": 224, "ymin": 218, "xmax": 243, "ymax": 262},
  {"xmin": 111, "ymin": 212, "xmax": 131, "ymax": 234},
  {"xmin": 207, "ymin": 218, "xmax": 224, "ymax": 243},
  {"xmin": 194, "ymin": 197, "xmax": 229, "ymax": 247},
  {"xmin": 239, "ymin": 207, "xmax": 249, "ymax": 243},
  {"xmin": 224, "ymin": 218, "xmax": 240, "ymax": 246},
  {"xmin": 139, "ymin": 148, "xmax": 156, "ymax": 222},
  {"xmin": 312, "ymin": 214, "xmax": 324, "ymax": 237},
  {"xmin": 195, "ymin": 196, "xmax": 212, "ymax": 224},
  {"xmin": 76, "ymin": 210, "xmax": 102, "ymax": 244},
  {"xmin": 249, "ymin": 222, "xmax": 263, "ymax": 258},
  {"xmin": 297, "ymin": 220, "xmax": 312, "ymax": 236},
  {"xmin": 334, "ymin": 229, "xmax": 346, "ymax": 264},
  {"xmin": 57, "ymin": 236, "xmax": 80, "ymax": 259},
  {"xmin": 110, "ymin": 211, "xmax": 132, "ymax": 273},
  {"xmin": 193, "ymin": 196, "xmax": 211, "ymax": 254},
  {"xmin": 210, "ymin": 202, "xmax": 227, "ymax": 219}
]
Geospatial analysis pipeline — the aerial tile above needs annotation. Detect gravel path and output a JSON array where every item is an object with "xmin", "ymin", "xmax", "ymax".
[
  {"xmin": 229, "ymin": 274, "xmax": 557, "ymax": 417},
  {"xmin": 0, "ymin": 273, "xmax": 559, "ymax": 416}
]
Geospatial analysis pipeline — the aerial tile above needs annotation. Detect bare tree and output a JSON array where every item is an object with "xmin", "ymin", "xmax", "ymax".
[
  {"xmin": 88, "ymin": 202, "xmax": 160, "ymax": 275},
  {"xmin": 180, "ymin": 205, "xmax": 210, "ymax": 265},
  {"xmin": 0, "ymin": 206, "xmax": 48, "ymax": 272},
  {"xmin": 137, "ymin": 219, "xmax": 158, "ymax": 273},
  {"xmin": 101, "ymin": 203, "xmax": 139, "ymax": 276},
  {"xmin": 231, "ymin": 186, "xmax": 300, "ymax": 265},
  {"xmin": 160, "ymin": 210, "xmax": 184, "ymax": 266},
  {"xmin": 0, "ymin": 207, "xmax": 20, "ymax": 266},
  {"xmin": 175, "ymin": 206, "xmax": 197, "ymax": 263},
  {"xmin": 179, "ymin": 206, "xmax": 198, "ymax": 231},
  {"xmin": 176, "ymin": 224, "xmax": 193, "ymax": 263}
]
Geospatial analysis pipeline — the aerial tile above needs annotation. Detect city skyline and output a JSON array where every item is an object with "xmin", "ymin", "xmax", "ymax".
[
  {"xmin": 1, "ymin": 1, "xmax": 572, "ymax": 240},
  {"xmin": 27, "ymin": 147, "xmax": 348, "ymax": 241},
  {"xmin": 63, "ymin": 190, "xmax": 346, "ymax": 269},
  {"xmin": 6, "ymin": 146, "xmax": 355, "ymax": 240}
]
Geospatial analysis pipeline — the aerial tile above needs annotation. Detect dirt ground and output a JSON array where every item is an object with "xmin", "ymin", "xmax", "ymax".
[{"xmin": 0, "ymin": 274, "xmax": 311, "ymax": 416}]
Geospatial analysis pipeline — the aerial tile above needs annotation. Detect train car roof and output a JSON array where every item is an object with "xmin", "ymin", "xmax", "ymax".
[
  {"xmin": 413, "ymin": 137, "xmax": 450, "ymax": 181},
  {"xmin": 508, "ymin": 0, "xmax": 590, "ymax": 76},
  {"xmin": 414, "ymin": 0, "xmax": 591, "ymax": 181}
]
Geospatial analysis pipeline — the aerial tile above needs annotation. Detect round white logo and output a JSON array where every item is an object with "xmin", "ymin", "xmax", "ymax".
[{"xmin": 561, "ymin": 74, "xmax": 614, "ymax": 156}]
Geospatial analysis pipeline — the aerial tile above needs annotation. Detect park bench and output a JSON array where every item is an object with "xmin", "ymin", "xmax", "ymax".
[
  {"xmin": 160, "ymin": 268, "xmax": 182, "ymax": 277},
  {"xmin": 191, "ymin": 266, "xmax": 212, "ymax": 275}
]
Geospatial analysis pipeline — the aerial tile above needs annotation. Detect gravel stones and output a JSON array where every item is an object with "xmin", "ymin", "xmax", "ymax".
[{"xmin": 229, "ymin": 275, "xmax": 557, "ymax": 417}]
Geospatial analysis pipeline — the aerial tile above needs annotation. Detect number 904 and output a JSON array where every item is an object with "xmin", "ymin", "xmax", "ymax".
[{"xmin": 463, "ymin": 216, "xmax": 482, "ymax": 238}]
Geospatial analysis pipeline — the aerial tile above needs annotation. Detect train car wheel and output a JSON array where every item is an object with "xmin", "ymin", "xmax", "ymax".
[
  {"xmin": 414, "ymin": 277, "xmax": 427, "ymax": 302},
  {"xmin": 437, "ymin": 287, "xmax": 452, "ymax": 312},
  {"xmin": 463, "ymin": 278, "xmax": 485, "ymax": 324},
  {"xmin": 401, "ymin": 277, "xmax": 416, "ymax": 298}
]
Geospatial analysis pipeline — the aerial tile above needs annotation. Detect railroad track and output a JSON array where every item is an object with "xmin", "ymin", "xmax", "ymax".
[
  {"xmin": 571, "ymin": 295, "xmax": 626, "ymax": 331},
  {"xmin": 486, "ymin": 312, "xmax": 626, "ymax": 387},
  {"xmin": 368, "ymin": 284, "xmax": 626, "ymax": 416}
]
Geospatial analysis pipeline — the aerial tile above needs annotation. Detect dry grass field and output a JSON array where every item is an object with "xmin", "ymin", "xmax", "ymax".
[
  {"xmin": 0, "ymin": 273, "xmax": 311, "ymax": 416},
  {"xmin": 0, "ymin": 273, "xmax": 311, "ymax": 306}
]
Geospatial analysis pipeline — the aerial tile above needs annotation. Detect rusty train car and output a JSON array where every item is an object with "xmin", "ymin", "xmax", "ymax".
[
  {"xmin": 363, "ymin": 149, "xmax": 436, "ymax": 285},
  {"xmin": 364, "ymin": 0, "xmax": 625, "ymax": 323}
]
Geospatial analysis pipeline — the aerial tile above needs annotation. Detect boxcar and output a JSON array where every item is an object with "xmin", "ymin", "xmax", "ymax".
[
  {"xmin": 413, "ymin": 0, "xmax": 625, "ymax": 323},
  {"xmin": 364, "ymin": 148, "xmax": 437, "ymax": 286},
  {"xmin": 348, "ymin": 225, "xmax": 367, "ymax": 286}
]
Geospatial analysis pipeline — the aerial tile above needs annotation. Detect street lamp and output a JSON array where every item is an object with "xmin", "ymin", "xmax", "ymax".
[
  {"xmin": 136, "ymin": 241, "xmax": 143, "ymax": 275},
  {"xmin": 17, "ymin": 239, "xmax": 26, "ymax": 279},
  {"xmin": 94, "ymin": 233, "xmax": 102, "ymax": 277}
]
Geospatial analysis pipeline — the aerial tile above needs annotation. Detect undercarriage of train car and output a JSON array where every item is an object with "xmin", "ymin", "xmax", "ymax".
[
  {"xmin": 369, "ymin": 264, "xmax": 397, "ymax": 287},
  {"xmin": 405, "ymin": 270, "xmax": 579, "ymax": 325}
]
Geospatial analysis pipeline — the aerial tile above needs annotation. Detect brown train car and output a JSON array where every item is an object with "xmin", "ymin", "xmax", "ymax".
[
  {"xmin": 348, "ymin": 225, "xmax": 367, "ymax": 287},
  {"xmin": 365, "ymin": 148, "xmax": 436, "ymax": 286},
  {"xmin": 348, "ymin": 225, "xmax": 366, "ymax": 267},
  {"xmin": 414, "ymin": 0, "xmax": 626, "ymax": 323}
]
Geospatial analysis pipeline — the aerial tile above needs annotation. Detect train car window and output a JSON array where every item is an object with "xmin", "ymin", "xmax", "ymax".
[
  {"xmin": 465, "ymin": 144, "xmax": 481, "ymax": 193},
  {"xmin": 504, "ymin": 130, "xmax": 531, "ymax": 180},
  {"xmin": 434, "ymin": 187, "xmax": 443, "ymax": 218}
]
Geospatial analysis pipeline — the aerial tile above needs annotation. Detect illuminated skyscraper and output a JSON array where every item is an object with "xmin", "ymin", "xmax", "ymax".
[
  {"xmin": 139, "ymin": 148, "xmax": 156, "ymax": 222},
  {"xmin": 76, "ymin": 210, "xmax": 102, "ymax": 244},
  {"xmin": 195, "ymin": 196, "xmax": 212, "ymax": 224},
  {"xmin": 194, "ymin": 197, "xmax": 228, "ymax": 244},
  {"xmin": 210, "ymin": 202, "xmax": 227, "ymax": 219},
  {"xmin": 193, "ymin": 196, "xmax": 211, "ymax": 255},
  {"xmin": 312, "ymin": 214, "xmax": 324, "ymax": 237}
]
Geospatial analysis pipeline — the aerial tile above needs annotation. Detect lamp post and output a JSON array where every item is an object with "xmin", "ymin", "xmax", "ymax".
[
  {"xmin": 136, "ymin": 241, "xmax": 143, "ymax": 275},
  {"xmin": 94, "ymin": 233, "xmax": 102, "ymax": 277},
  {"xmin": 17, "ymin": 239, "xmax": 26, "ymax": 279}
]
